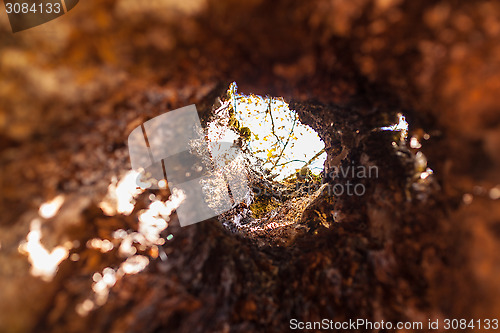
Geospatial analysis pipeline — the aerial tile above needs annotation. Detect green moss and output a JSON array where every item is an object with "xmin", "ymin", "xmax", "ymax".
[{"xmin": 249, "ymin": 195, "xmax": 280, "ymax": 219}]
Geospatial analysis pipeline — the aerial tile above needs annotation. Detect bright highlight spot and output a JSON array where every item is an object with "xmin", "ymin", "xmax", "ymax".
[
  {"xmin": 489, "ymin": 186, "xmax": 500, "ymax": 200},
  {"xmin": 87, "ymin": 238, "xmax": 114, "ymax": 253},
  {"xmin": 120, "ymin": 255, "xmax": 150, "ymax": 275},
  {"xmin": 100, "ymin": 170, "xmax": 145, "ymax": 216},
  {"xmin": 410, "ymin": 136, "xmax": 422, "ymax": 149},
  {"xmin": 19, "ymin": 219, "xmax": 69, "ymax": 281},
  {"xmin": 380, "ymin": 113, "xmax": 409, "ymax": 141},
  {"xmin": 39, "ymin": 195, "xmax": 65, "ymax": 219},
  {"xmin": 138, "ymin": 188, "xmax": 185, "ymax": 243}
]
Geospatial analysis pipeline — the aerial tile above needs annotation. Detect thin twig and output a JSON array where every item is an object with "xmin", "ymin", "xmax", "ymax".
[
  {"xmin": 302, "ymin": 147, "xmax": 326, "ymax": 168},
  {"xmin": 267, "ymin": 97, "xmax": 283, "ymax": 145},
  {"xmin": 273, "ymin": 159, "xmax": 308, "ymax": 167},
  {"xmin": 270, "ymin": 112, "xmax": 298, "ymax": 171}
]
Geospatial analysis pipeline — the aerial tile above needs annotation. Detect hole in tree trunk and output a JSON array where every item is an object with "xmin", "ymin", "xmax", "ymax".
[{"xmin": 200, "ymin": 83, "xmax": 437, "ymax": 248}]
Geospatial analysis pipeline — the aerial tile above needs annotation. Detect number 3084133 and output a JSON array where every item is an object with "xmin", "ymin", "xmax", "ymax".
[{"xmin": 5, "ymin": 2, "xmax": 62, "ymax": 14}]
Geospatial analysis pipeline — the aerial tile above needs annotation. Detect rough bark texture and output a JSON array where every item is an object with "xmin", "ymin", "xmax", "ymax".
[{"xmin": 1, "ymin": 0, "xmax": 500, "ymax": 332}]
